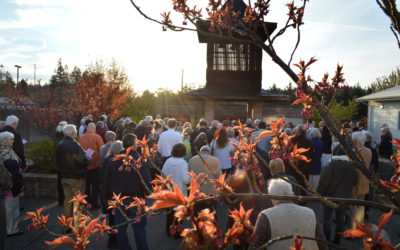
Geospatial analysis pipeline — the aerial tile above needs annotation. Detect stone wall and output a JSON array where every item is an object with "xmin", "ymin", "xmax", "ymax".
[{"xmin": 23, "ymin": 173, "xmax": 58, "ymax": 199}]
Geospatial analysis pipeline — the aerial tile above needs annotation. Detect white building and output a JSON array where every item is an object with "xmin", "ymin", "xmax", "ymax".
[{"xmin": 357, "ymin": 86, "xmax": 400, "ymax": 143}]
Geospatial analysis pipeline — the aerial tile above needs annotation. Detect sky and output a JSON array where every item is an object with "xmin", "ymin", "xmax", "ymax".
[{"xmin": 0, "ymin": 0, "xmax": 399, "ymax": 93}]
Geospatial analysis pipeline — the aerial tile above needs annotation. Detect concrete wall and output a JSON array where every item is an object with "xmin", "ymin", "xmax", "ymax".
[{"xmin": 368, "ymin": 100, "xmax": 400, "ymax": 143}]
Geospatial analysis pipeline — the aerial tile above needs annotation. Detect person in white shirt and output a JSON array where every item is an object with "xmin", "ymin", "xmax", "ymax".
[
  {"xmin": 157, "ymin": 118, "xmax": 182, "ymax": 167},
  {"xmin": 162, "ymin": 143, "xmax": 190, "ymax": 237},
  {"xmin": 78, "ymin": 118, "xmax": 86, "ymax": 137}
]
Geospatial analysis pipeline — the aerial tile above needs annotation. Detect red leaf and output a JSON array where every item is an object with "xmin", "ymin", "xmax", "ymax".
[
  {"xmin": 45, "ymin": 236, "xmax": 75, "ymax": 246},
  {"xmin": 341, "ymin": 229, "xmax": 368, "ymax": 238}
]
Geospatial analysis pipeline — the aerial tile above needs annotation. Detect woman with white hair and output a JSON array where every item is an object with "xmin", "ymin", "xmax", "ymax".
[
  {"xmin": 308, "ymin": 128, "xmax": 323, "ymax": 189},
  {"xmin": 0, "ymin": 131, "xmax": 24, "ymax": 236}
]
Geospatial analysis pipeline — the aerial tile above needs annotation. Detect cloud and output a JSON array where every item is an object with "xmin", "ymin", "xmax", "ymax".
[{"xmin": 0, "ymin": 8, "xmax": 57, "ymax": 29}]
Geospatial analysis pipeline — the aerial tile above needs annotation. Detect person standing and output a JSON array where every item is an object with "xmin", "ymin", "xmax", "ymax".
[
  {"xmin": 54, "ymin": 121, "xmax": 68, "ymax": 206},
  {"xmin": 157, "ymin": 118, "xmax": 182, "ymax": 166},
  {"xmin": 0, "ymin": 153, "xmax": 12, "ymax": 248},
  {"xmin": 188, "ymin": 145, "xmax": 221, "ymax": 213},
  {"xmin": 103, "ymin": 134, "xmax": 152, "ymax": 250},
  {"xmin": 320, "ymin": 124, "xmax": 332, "ymax": 168},
  {"xmin": 162, "ymin": 143, "xmax": 191, "ymax": 237},
  {"xmin": 96, "ymin": 121, "xmax": 107, "ymax": 143},
  {"xmin": 190, "ymin": 119, "xmax": 211, "ymax": 143},
  {"xmin": 0, "ymin": 115, "xmax": 26, "ymax": 170},
  {"xmin": 350, "ymin": 132, "xmax": 372, "ymax": 229},
  {"xmin": 379, "ymin": 127, "xmax": 393, "ymax": 159},
  {"xmin": 254, "ymin": 179, "xmax": 318, "ymax": 249},
  {"xmin": 210, "ymin": 128, "xmax": 235, "ymax": 176},
  {"xmin": 317, "ymin": 145, "xmax": 358, "ymax": 244},
  {"xmin": 78, "ymin": 118, "xmax": 86, "ymax": 137},
  {"xmin": 78, "ymin": 123, "xmax": 104, "ymax": 209},
  {"xmin": 308, "ymin": 128, "xmax": 323, "ymax": 189},
  {"xmin": 288, "ymin": 124, "xmax": 314, "ymax": 194},
  {"xmin": 0, "ymin": 132, "xmax": 24, "ymax": 237},
  {"xmin": 56, "ymin": 125, "xmax": 91, "ymax": 229}
]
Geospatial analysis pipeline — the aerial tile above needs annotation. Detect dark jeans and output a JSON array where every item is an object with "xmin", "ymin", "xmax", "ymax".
[
  {"xmin": 57, "ymin": 171, "xmax": 65, "ymax": 205},
  {"xmin": 0, "ymin": 198, "xmax": 5, "ymax": 250},
  {"xmin": 115, "ymin": 206, "xmax": 149, "ymax": 250},
  {"xmin": 323, "ymin": 206, "xmax": 345, "ymax": 235},
  {"xmin": 85, "ymin": 168, "xmax": 100, "ymax": 208}
]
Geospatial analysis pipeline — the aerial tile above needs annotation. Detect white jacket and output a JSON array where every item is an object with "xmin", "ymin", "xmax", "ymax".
[{"xmin": 162, "ymin": 157, "xmax": 190, "ymax": 196}]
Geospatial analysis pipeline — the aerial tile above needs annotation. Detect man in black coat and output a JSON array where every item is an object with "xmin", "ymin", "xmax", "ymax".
[
  {"xmin": 190, "ymin": 119, "xmax": 211, "ymax": 143},
  {"xmin": 0, "ymin": 115, "xmax": 26, "ymax": 169},
  {"xmin": 102, "ymin": 133, "xmax": 152, "ymax": 250},
  {"xmin": 288, "ymin": 124, "xmax": 314, "ymax": 195},
  {"xmin": 55, "ymin": 124, "xmax": 91, "ymax": 229}
]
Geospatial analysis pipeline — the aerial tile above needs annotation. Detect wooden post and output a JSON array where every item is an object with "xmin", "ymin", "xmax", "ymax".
[
  {"xmin": 205, "ymin": 100, "xmax": 215, "ymax": 124},
  {"xmin": 247, "ymin": 102, "xmax": 254, "ymax": 119},
  {"xmin": 253, "ymin": 102, "xmax": 263, "ymax": 120}
]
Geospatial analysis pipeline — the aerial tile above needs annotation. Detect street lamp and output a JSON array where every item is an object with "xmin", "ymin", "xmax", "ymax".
[{"xmin": 14, "ymin": 65, "xmax": 21, "ymax": 84}]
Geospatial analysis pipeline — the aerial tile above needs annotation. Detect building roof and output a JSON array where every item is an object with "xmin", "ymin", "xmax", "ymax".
[
  {"xmin": 183, "ymin": 88, "xmax": 289, "ymax": 102},
  {"xmin": 356, "ymin": 86, "xmax": 400, "ymax": 102}
]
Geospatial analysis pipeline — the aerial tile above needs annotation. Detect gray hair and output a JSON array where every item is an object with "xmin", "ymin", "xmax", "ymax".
[
  {"xmin": 107, "ymin": 141, "xmax": 124, "ymax": 157},
  {"xmin": 80, "ymin": 118, "xmax": 86, "ymax": 125},
  {"xmin": 124, "ymin": 118, "xmax": 132, "ymax": 126},
  {"xmin": 87, "ymin": 123, "xmax": 96, "ymax": 132},
  {"xmin": 268, "ymin": 178, "xmax": 293, "ymax": 196},
  {"xmin": 96, "ymin": 121, "xmax": 104, "ymax": 128},
  {"xmin": 145, "ymin": 115, "xmax": 153, "ymax": 122},
  {"xmin": 5, "ymin": 115, "xmax": 18, "ymax": 126},
  {"xmin": 211, "ymin": 120, "xmax": 218, "ymax": 128},
  {"xmin": 308, "ymin": 128, "xmax": 322, "ymax": 139},
  {"xmin": 352, "ymin": 131, "xmax": 366, "ymax": 148},
  {"xmin": 200, "ymin": 145, "xmax": 211, "ymax": 153},
  {"xmin": 227, "ymin": 127, "xmax": 235, "ymax": 138},
  {"xmin": 63, "ymin": 124, "xmax": 77, "ymax": 137},
  {"xmin": 105, "ymin": 131, "xmax": 116, "ymax": 143},
  {"xmin": 56, "ymin": 121, "xmax": 68, "ymax": 133},
  {"xmin": 0, "ymin": 131, "xmax": 14, "ymax": 145}
]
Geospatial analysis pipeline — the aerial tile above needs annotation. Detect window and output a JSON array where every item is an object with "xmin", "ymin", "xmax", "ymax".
[{"xmin": 212, "ymin": 43, "xmax": 255, "ymax": 71}]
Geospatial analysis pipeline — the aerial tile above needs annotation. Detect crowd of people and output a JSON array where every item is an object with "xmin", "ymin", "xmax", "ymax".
[{"xmin": 0, "ymin": 113, "xmax": 395, "ymax": 249}]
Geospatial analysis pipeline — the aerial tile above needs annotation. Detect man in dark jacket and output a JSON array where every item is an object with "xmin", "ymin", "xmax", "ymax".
[
  {"xmin": 0, "ymin": 115, "xmax": 26, "ymax": 169},
  {"xmin": 288, "ymin": 124, "xmax": 314, "ymax": 195},
  {"xmin": 103, "ymin": 133, "xmax": 151, "ymax": 250},
  {"xmin": 56, "ymin": 124, "xmax": 91, "ymax": 229},
  {"xmin": 317, "ymin": 145, "xmax": 358, "ymax": 244},
  {"xmin": 190, "ymin": 119, "xmax": 211, "ymax": 143}
]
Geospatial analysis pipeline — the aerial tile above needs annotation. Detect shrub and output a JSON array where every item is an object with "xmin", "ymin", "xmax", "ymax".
[{"xmin": 26, "ymin": 140, "xmax": 55, "ymax": 173}]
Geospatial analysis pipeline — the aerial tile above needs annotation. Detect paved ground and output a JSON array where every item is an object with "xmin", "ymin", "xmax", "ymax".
[{"xmin": 5, "ymin": 159, "xmax": 400, "ymax": 249}]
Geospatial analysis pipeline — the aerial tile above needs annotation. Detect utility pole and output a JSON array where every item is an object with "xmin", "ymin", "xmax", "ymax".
[
  {"xmin": 181, "ymin": 69, "xmax": 184, "ymax": 91},
  {"xmin": 34, "ymin": 64, "xmax": 36, "ymax": 85},
  {"xmin": 14, "ymin": 65, "xmax": 21, "ymax": 84}
]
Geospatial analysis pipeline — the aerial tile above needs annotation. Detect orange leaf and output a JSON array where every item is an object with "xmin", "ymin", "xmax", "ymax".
[
  {"xmin": 45, "ymin": 236, "xmax": 75, "ymax": 246},
  {"xmin": 377, "ymin": 209, "xmax": 393, "ymax": 233},
  {"xmin": 341, "ymin": 229, "xmax": 368, "ymax": 238}
]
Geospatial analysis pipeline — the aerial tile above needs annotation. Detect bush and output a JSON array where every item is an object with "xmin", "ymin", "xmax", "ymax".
[{"xmin": 26, "ymin": 140, "xmax": 56, "ymax": 173}]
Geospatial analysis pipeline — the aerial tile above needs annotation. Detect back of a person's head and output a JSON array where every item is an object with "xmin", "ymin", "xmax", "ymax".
[
  {"xmin": 183, "ymin": 127, "xmax": 193, "ymax": 135},
  {"xmin": 96, "ymin": 121, "xmax": 104, "ymax": 128},
  {"xmin": 87, "ymin": 123, "xmax": 96, "ymax": 132},
  {"xmin": 246, "ymin": 118, "xmax": 253, "ymax": 125},
  {"xmin": 171, "ymin": 143, "xmax": 187, "ymax": 158},
  {"xmin": 124, "ymin": 118, "xmax": 132, "ymax": 126},
  {"xmin": 216, "ymin": 128, "xmax": 228, "ymax": 148},
  {"xmin": 308, "ymin": 127, "xmax": 321, "ymax": 139},
  {"xmin": 269, "ymin": 158, "xmax": 285, "ymax": 173},
  {"xmin": 352, "ymin": 131, "xmax": 366, "ymax": 148},
  {"xmin": 63, "ymin": 124, "xmax": 76, "ymax": 137},
  {"xmin": 107, "ymin": 140, "xmax": 124, "ymax": 157},
  {"xmin": 211, "ymin": 120, "xmax": 218, "ymax": 128},
  {"xmin": 80, "ymin": 118, "xmax": 86, "ymax": 125},
  {"xmin": 105, "ymin": 131, "xmax": 116, "ymax": 142},
  {"xmin": 85, "ymin": 119, "xmax": 93, "ymax": 126},
  {"xmin": 122, "ymin": 133, "xmax": 137, "ymax": 149},
  {"xmin": 222, "ymin": 120, "xmax": 229, "ymax": 127},
  {"xmin": 363, "ymin": 131, "xmax": 372, "ymax": 143},
  {"xmin": 268, "ymin": 178, "xmax": 293, "ymax": 196},
  {"xmin": 200, "ymin": 145, "xmax": 211, "ymax": 154},
  {"xmin": 0, "ymin": 131, "xmax": 14, "ymax": 145},
  {"xmin": 168, "ymin": 118, "xmax": 177, "ymax": 129},
  {"xmin": 5, "ymin": 115, "xmax": 18, "ymax": 126},
  {"xmin": 199, "ymin": 119, "xmax": 207, "ymax": 128},
  {"xmin": 258, "ymin": 121, "xmax": 267, "ymax": 129},
  {"xmin": 227, "ymin": 127, "xmax": 235, "ymax": 138},
  {"xmin": 153, "ymin": 120, "xmax": 163, "ymax": 131}
]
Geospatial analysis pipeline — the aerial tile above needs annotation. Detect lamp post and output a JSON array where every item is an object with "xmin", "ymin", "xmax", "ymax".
[{"xmin": 14, "ymin": 65, "xmax": 21, "ymax": 84}]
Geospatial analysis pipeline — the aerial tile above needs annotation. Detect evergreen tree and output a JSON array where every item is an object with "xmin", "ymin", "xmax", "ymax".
[{"xmin": 50, "ymin": 58, "xmax": 70, "ymax": 86}]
